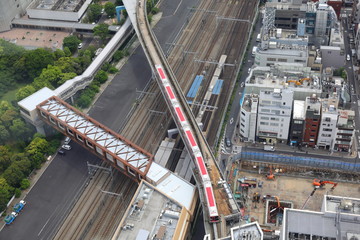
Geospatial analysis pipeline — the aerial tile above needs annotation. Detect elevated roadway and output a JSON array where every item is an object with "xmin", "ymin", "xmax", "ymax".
[{"xmin": 124, "ymin": 0, "xmax": 240, "ymax": 237}]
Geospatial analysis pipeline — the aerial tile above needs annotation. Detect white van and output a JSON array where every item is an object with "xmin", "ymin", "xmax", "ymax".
[
  {"xmin": 252, "ymin": 46, "xmax": 258, "ymax": 57},
  {"xmin": 256, "ymin": 34, "xmax": 261, "ymax": 42}
]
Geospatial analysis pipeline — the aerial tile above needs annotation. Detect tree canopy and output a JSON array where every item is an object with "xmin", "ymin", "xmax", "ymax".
[
  {"xmin": 63, "ymin": 36, "xmax": 81, "ymax": 53},
  {"xmin": 105, "ymin": 2, "xmax": 116, "ymax": 18},
  {"xmin": 93, "ymin": 24, "xmax": 110, "ymax": 42},
  {"xmin": 88, "ymin": 4, "xmax": 102, "ymax": 23}
]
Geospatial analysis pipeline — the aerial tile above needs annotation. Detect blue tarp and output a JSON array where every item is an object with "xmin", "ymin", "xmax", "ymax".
[
  {"xmin": 212, "ymin": 79, "xmax": 224, "ymax": 95},
  {"xmin": 187, "ymin": 75, "xmax": 203, "ymax": 98}
]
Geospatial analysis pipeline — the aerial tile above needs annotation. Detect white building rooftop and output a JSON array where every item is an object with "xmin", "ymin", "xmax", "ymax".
[
  {"xmin": 293, "ymin": 100, "xmax": 305, "ymax": 120},
  {"xmin": 18, "ymin": 87, "xmax": 55, "ymax": 112}
]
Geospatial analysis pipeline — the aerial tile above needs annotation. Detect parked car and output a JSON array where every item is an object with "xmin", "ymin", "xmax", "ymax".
[
  {"xmin": 64, "ymin": 137, "xmax": 71, "ymax": 145},
  {"xmin": 78, "ymin": 43, "xmax": 83, "ymax": 49},
  {"xmin": 62, "ymin": 145, "xmax": 72, "ymax": 150},
  {"xmin": 225, "ymin": 137, "xmax": 231, "ymax": 147},
  {"xmin": 347, "ymin": 54, "xmax": 351, "ymax": 61},
  {"xmin": 58, "ymin": 150, "xmax": 66, "ymax": 155}
]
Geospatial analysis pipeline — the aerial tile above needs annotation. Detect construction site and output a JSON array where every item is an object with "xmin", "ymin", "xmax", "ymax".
[{"xmin": 227, "ymin": 159, "xmax": 360, "ymax": 235}]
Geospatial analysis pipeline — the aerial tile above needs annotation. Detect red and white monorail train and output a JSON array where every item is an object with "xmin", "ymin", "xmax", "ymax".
[{"xmin": 155, "ymin": 64, "xmax": 219, "ymax": 223}]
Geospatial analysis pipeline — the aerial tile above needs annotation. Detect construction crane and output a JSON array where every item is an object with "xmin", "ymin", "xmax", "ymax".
[
  {"xmin": 287, "ymin": 80, "xmax": 301, "ymax": 86},
  {"xmin": 299, "ymin": 77, "xmax": 311, "ymax": 83},
  {"xmin": 266, "ymin": 166, "xmax": 275, "ymax": 180},
  {"xmin": 302, "ymin": 179, "xmax": 338, "ymax": 210},
  {"xmin": 312, "ymin": 179, "xmax": 338, "ymax": 190}
]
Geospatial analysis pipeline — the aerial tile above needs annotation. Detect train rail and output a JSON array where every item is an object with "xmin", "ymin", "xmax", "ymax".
[{"xmin": 135, "ymin": 0, "xmax": 231, "ymax": 229}]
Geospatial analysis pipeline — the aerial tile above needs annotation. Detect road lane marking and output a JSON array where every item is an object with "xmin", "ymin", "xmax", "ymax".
[{"xmin": 38, "ymin": 205, "xmax": 60, "ymax": 236}]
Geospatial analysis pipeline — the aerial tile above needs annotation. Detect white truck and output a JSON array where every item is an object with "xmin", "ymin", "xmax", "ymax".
[{"xmin": 264, "ymin": 145, "xmax": 275, "ymax": 151}]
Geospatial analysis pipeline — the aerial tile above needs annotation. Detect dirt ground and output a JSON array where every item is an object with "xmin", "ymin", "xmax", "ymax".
[
  {"xmin": 0, "ymin": 28, "xmax": 69, "ymax": 49},
  {"xmin": 231, "ymin": 167, "xmax": 360, "ymax": 229}
]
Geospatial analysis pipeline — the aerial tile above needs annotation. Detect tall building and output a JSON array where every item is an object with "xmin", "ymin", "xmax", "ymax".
[
  {"xmin": 334, "ymin": 110, "xmax": 355, "ymax": 152},
  {"xmin": 256, "ymin": 89, "xmax": 294, "ymax": 144},
  {"xmin": 317, "ymin": 97, "xmax": 339, "ymax": 150},
  {"xmin": 280, "ymin": 195, "xmax": 360, "ymax": 239},
  {"xmin": 239, "ymin": 94, "xmax": 259, "ymax": 142},
  {"xmin": 0, "ymin": 0, "xmax": 33, "ymax": 32},
  {"xmin": 289, "ymin": 100, "xmax": 305, "ymax": 146},
  {"xmin": 303, "ymin": 95, "xmax": 321, "ymax": 147}
]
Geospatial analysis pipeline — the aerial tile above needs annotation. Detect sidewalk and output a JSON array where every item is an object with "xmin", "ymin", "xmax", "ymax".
[{"xmin": 234, "ymin": 140, "xmax": 357, "ymax": 159}]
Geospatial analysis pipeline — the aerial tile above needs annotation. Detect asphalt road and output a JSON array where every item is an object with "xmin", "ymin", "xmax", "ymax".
[
  {"xmin": 225, "ymin": 11, "xmax": 263, "ymax": 145},
  {"xmin": 0, "ymin": 0, "xmax": 201, "ymax": 239},
  {"xmin": 0, "ymin": 143, "xmax": 99, "ymax": 240}
]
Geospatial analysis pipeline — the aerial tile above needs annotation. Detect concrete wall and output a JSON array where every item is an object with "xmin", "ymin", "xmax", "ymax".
[{"xmin": 0, "ymin": 0, "xmax": 33, "ymax": 32}]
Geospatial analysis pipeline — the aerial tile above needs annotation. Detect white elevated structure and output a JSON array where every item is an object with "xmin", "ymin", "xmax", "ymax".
[{"xmin": 37, "ymin": 96, "xmax": 153, "ymax": 178}]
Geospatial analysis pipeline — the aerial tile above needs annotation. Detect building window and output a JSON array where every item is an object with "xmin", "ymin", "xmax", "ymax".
[
  {"xmin": 86, "ymin": 140, "xmax": 94, "ymax": 149},
  {"xmin": 49, "ymin": 116, "xmax": 56, "ymax": 125},
  {"xmin": 267, "ymin": 58, "xmax": 276, "ymax": 61},
  {"xmin": 58, "ymin": 122, "xmax": 65, "ymax": 130},
  {"xmin": 294, "ymin": 120, "xmax": 302, "ymax": 124},
  {"xmin": 40, "ymin": 111, "xmax": 47, "ymax": 118},
  {"xmin": 270, "ymin": 123, "xmax": 279, "ymax": 126},
  {"xmin": 67, "ymin": 128, "xmax": 74, "ymax": 136},
  {"xmin": 278, "ymin": 58, "xmax": 287, "ymax": 62},
  {"xmin": 241, "ymin": 111, "xmax": 246, "ymax": 116},
  {"xmin": 260, "ymin": 122, "xmax": 269, "ymax": 125},
  {"xmin": 77, "ymin": 134, "xmax": 84, "ymax": 142}
]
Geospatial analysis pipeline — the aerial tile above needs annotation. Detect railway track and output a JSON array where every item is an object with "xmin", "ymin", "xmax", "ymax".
[
  {"xmin": 53, "ymin": 167, "xmax": 137, "ymax": 240},
  {"xmin": 84, "ymin": 172, "xmax": 137, "ymax": 239},
  {"xmin": 53, "ymin": 170, "xmax": 112, "ymax": 240},
  {"xmin": 117, "ymin": 0, "xmax": 258, "ymax": 237}
]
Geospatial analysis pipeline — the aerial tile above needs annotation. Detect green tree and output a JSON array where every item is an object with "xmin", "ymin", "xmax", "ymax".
[
  {"xmin": 113, "ymin": 50, "xmax": 124, "ymax": 62},
  {"xmin": 33, "ymin": 65, "xmax": 63, "ymax": 89},
  {"xmin": 63, "ymin": 47, "xmax": 72, "ymax": 57},
  {"xmin": 0, "ymin": 146, "xmax": 11, "ymax": 174},
  {"xmin": 54, "ymin": 49, "xmax": 66, "ymax": 60},
  {"xmin": 20, "ymin": 179, "xmax": 30, "ymax": 190},
  {"xmin": 10, "ymin": 119, "xmax": 33, "ymax": 141},
  {"xmin": 77, "ymin": 94, "xmax": 92, "ymax": 108},
  {"xmin": 104, "ymin": 2, "xmax": 116, "ymax": 18},
  {"xmin": 58, "ymin": 72, "xmax": 77, "ymax": 86},
  {"xmin": 0, "ymin": 125, "xmax": 10, "ymax": 144},
  {"xmin": 94, "ymin": 70, "xmax": 108, "ymax": 84},
  {"xmin": 63, "ymin": 36, "xmax": 81, "ymax": 53},
  {"xmin": 88, "ymin": 4, "xmax": 102, "ymax": 23},
  {"xmin": 55, "ymin": 57, "xmax": 82, "ymax": 74},
  {"xmin": 0, "ymin": 178, "xmax": 12, "ymax": 211},
  {"xmin": 16, "ymin": 85, "xmax": 36, "ymax": 101},
  {"xmin": 26, "ymin": 137, "xmax": 49, "ymax": 156},
  {"xmin": 115, "ymin": 0, "xmax": 123, "ymax": 6},
  {"xmin": 21, "ymin": 48, "xmax": 55, "ymax": 80},
  {"xmin": 93, "ymin": 24, "xmax": 110, "ymax": 42},
  {"xmin": 0, "ymin": 109, "xmax": 18, "ymax": 128},
  {"xmin": 3, "ymin": 164, "xmax": 25, "ymax": 187}
]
